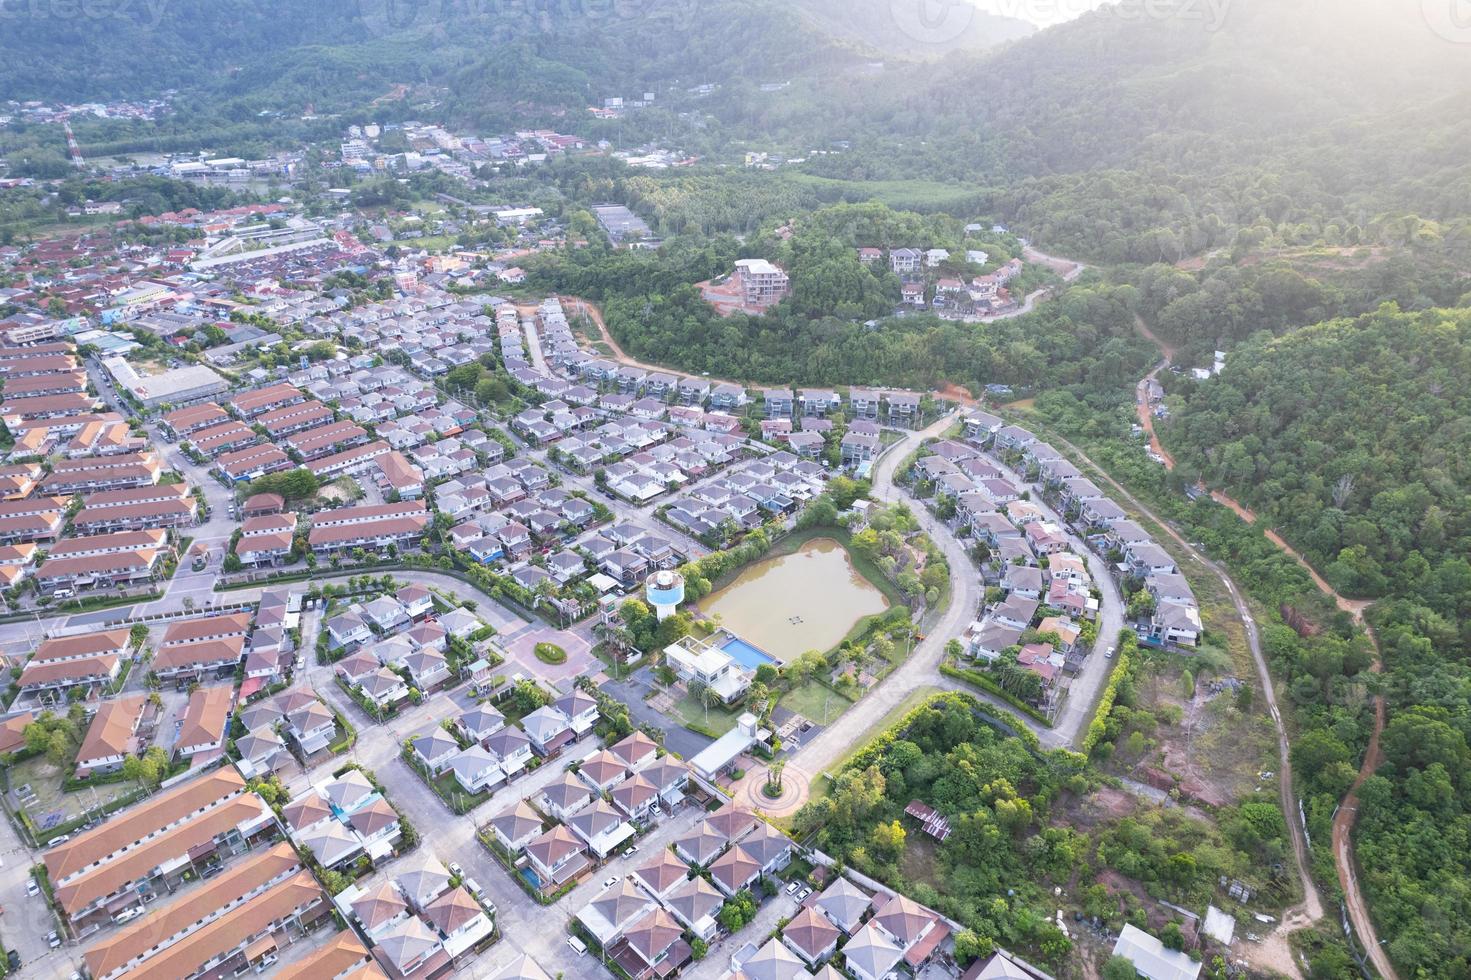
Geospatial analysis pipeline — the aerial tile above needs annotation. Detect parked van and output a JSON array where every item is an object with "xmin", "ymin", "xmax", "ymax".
[{"xmin": 567, "ymin": 936, "xmax": 587, "ymax": 956}]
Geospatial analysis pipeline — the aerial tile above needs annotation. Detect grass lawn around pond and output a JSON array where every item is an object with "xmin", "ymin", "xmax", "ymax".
[
  {"xmin": 779, "ymin": 680, "xmax": 855, "ymax": 727},
  {"xmin": 672, "ymin": 692, "xmax": 742, "ymax": 738}
]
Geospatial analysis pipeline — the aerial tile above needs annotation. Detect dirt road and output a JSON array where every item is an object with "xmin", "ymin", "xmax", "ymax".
[
  {"xmin": 1049, "ymin": 433, "xmax": 1323, "ymax": 976},
  {"xmin": 1130, "ymin": 317, "xmax": 1394, "ymax": 979}
]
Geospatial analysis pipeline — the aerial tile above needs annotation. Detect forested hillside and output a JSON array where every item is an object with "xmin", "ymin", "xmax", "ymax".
[
  {"xmin": 1129, "ymin": 245, "xmax": 1471, "ymax": 361},
  {"xmin": 1158, "ymin": 307, "xmax": 1471, "ymax": 972},
  {"xmin": 0, "ymin": 0, "xmax": 1025, "ymax": 118},
  {"xmin": 534, "ymin": 203, "xmax": 1154, "ymax": 396},
  {"xmin": 1163, "ymin": 306, "xmax": 1471, "ymax": 608}
]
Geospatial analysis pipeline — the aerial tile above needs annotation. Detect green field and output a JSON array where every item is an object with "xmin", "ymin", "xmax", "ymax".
[
  {"xmin": 778, "ymin": 680, "xmax": 854, "ymax": 727},
  {"xmin": 784, "ymin": 173, "xmax": 988, "ymax": 214}
]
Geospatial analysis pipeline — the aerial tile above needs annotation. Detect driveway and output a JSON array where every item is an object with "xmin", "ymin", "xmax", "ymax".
[{"xmin": 600, "ymin": 669, "xmax": 712, "ymax": 761}]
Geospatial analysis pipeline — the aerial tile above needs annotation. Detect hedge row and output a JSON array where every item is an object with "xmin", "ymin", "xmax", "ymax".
[{"xmin": 1080, "ymin": 632, "xmax": 1140, "ymax": 756}]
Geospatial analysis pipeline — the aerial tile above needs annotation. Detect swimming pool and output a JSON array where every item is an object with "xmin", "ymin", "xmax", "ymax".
[{"xmin": 721, "ymin": 636, "xmax": 778, "ymax": 670}]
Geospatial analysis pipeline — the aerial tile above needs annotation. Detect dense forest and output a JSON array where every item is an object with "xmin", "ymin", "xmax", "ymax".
[
  {"xmin": 1127, "ymin": 243, "xmax": 1471, "ymax": 362},
  {"xmin": 1163, "ymin": 306, "xmax": 1471, "ymax": 611},
  {"xmin": 532, "ymin": 203, "xmax": 1154, "ymax": 396}
]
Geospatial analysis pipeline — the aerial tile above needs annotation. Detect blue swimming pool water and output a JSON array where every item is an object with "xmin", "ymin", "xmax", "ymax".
[{"xmin": 721, "ymin": 636, "xmax": 778, "ymax": 670}]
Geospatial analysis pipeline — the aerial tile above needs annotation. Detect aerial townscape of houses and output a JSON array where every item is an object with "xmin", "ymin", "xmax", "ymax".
[
  {"xmin": 0, "ymin": 151, "xmax": 1215, "ymax": 980},
  {"xmin": 859, "ymin": 243, "xmax": 1028, "ymax": 318},
  {"xmin": 928, "ymin": 411, "xmax": 1199, "ymax": 712}
]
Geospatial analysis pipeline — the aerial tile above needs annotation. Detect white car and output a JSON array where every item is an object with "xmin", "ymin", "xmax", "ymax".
[
  {"xmin": 25, "ymin": 879, "xmax": 38, "ymax": 897},
  {"xmin": 603, "ymin": 875, "xmax": 619, "ymax": 888},
  {"xmin": 448, "ymin": 862, "xmax": 464, "ymax": 878}
]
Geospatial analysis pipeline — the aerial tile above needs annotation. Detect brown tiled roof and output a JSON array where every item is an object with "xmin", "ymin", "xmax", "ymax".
[
  {"xmin": 352, "ymin": 880, "xmax": 408, "ymax": 931},
  {"xmin": 176, "ymin": 685, "xmax": 233, "ymax": 750},
  {"xmin": 82, "ymin": 842, "xmax": 299, "ymax": 979},
  {"xmin": 622, "ymin": 907, "xmax": 683, "ymax": 962},
  {"xmin": 423, "ymin": 885, "xmax": 483, "ymax": 935},
  {"xmin": 273, "ymin": 933, "xmax": 383, "ymax": 980},
  {"xmin": 152, "ymin": 636, "xmax": 244, "ymax": 673},
  {"xmin": 709, "ymin": 843, "xmax": 761, "ymax": 894},
  {"xmin": 43, "ymin": 767, "xmax": 246, "ymax": 881},
  {"xmin": 229, "ymin": 383, "xmax": 302, "ymax": 415},
  {"xmin": 32, "ymin": 629, "xmax": 130, "ymax": 662},
  {"xmin": 782, "ymin": 906, "xmax": 840, "ymax": 960},
  {"xmin": 18, "ymin": 653, "xmax": 119, "ymax": 689},
  {"xmin": 609, "ymin": 729, "xmax": 658, "ymax": 768},
  {"xmin": 873, "ymin": 892, "xmax": 936, "ymax": 945},
  {"xmin": 162, "ymin": 613, "xmax": 251, "ymax": 646},
  {"xmin": 56, "ymin": 794, "xmax": 269, "ymax": 915},
  {"xmin": 525, "ymin": 824, "xmax": 583, "ymax": 868},
  {"xmin": 48, "ymin": 529, "xmax": 166, "ymax": 557},
  {"xmin": 705, "ymin": 803, "xmax": 758, "ymax": 843},
  {"xmin": 114, "ymin": 870, "xmax": 323, "ymax": 979},
  {"xmin": 75, "ymin": 695, "xmax": 145, "ymax": 766},
  {"xmin": 0, "ymin": 710, "xmax": 34, "ymax": 755},
  {"xmin": 633, "ymin": 848, "xmax": 689, "ymax": 896}
]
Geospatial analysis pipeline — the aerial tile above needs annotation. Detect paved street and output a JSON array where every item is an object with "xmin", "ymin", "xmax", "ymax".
[
  {"xmin": 982, "ymin": 449, "xmax": 1123, "ymax": 749},
  {"xmin": 0, "ymin": 796, "xmax": 86, "ymax": 977}
]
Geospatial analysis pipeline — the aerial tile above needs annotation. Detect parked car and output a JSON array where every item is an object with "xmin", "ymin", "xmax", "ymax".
[
  {"xmin": 463, "ymin": 878, "xmax": 482, "ymax": 898},
  {"xmin": 567, "ymin": 936, "xmax": 587, "ymax": 956},
  {"xmin": 448, "ymin": 862, "xmax": 464, "ymax": 878},
  {"xmin": 6, "ymin": 949, "xmax": 20, "ymax": 971},
  {"xmin": 47, "ymin": 931, "xmax": 61, "ymax": 949},
  {"xmin": 602, "ymin": 875, "xmax": 619, "ymax": 888},
  {"xmin": 785, "ymin": 881, "xmax": 800, "ymax": 895},
  {"xmin": 24, "ymin": 879, "xmax": 38, "ymax": 897},
  {"xmin": 115, "ymin": 906, "xmax": 144, "ymax": 924}
]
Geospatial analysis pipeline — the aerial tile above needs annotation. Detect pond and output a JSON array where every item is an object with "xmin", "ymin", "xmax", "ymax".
[{"xmin": 698, "ymin": 537, "xmax": 890, "ymax": 662}]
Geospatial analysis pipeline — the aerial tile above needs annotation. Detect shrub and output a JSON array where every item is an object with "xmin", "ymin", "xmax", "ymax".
[{"xmin": 534, "ymin": 642, "xmax": 567, "ymax": 665}]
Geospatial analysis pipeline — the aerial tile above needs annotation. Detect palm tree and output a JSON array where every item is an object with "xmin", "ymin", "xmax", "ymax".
[
  {"xmin": 689, "ymin": 679, "xmax": 716, "ymax": 726},
  {"xmin": 593, "ymin": 622, "xmax": 636, "ymax": 677}
]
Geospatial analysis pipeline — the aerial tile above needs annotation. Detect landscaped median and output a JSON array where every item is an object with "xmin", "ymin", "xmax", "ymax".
[{"xmin": 533, "ymin": 641, "xmax": 567, "ymax": 665}]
